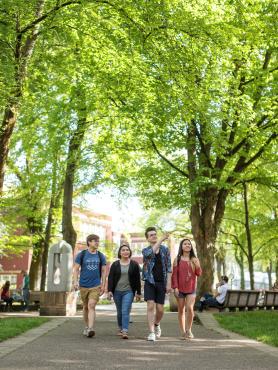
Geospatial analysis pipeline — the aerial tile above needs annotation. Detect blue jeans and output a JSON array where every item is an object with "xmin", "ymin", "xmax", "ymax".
[{"xmin": 113, "ymin": 290, "xmax": 134, "ymax": 332}]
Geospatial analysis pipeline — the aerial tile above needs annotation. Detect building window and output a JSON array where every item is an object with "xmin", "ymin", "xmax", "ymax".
[{"xmin": 0, "ymin": 274, "xmax": 17, "ymax": 289}]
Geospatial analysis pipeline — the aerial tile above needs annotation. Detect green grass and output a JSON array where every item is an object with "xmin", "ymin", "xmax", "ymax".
[
  {"xmin": 98, "ymin": 298, "xmax": 113, "ymax": 305},
  {"xmin": 0, "ymin": 317, "xmax": 50, "ymax": 342},
  {"xmin": 214, "ymin": 311, "xmax": 278, "ymax": 347}
]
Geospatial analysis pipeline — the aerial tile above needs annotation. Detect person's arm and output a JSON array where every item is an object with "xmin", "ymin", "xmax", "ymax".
[
  {"xmin": 214, "ymin": 285, "xmax": 223, "ymax": 297},
  {"xmin": 165, "ymin": 247, "xmax": 172, "ymax": 293},
  {"xmin": 171, "ymin": 258, "xmax": 179, "ymax": 296},
  {"xmin": 134, "ymin": 262, "xmax": 142, "ymax": 299},
  {"xmin": 100, "ymin": 264, "xmax": 107, "ymax": 296},
  {"xmin": 152, "ymin": 233, "xmax": 169, "ymax": 254},
  {"xmin": 191, "ymin": 257, "xmax": 202, "ymax": 276},
  {"xmin": 107, "ymin": 262, "xmax": 116, "ymax": 297},
  {"xmin": 73, "ymin": 263, "xmax": 81, "ymax": 290}
]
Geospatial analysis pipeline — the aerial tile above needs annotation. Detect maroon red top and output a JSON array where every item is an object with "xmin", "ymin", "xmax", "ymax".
[
  {"xmin": 1, "ymin": 286, "xmax": 10, "ymax": 299},
  {"xmin": 171, "ymin": 259, "xmax": 202, "ymax": 293}
]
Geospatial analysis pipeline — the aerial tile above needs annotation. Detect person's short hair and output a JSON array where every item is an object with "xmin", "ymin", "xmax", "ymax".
[
  {"xmin": 86, "ymin": 234, "xmax": 100, "ymax": 246},
  {"xmin": 145, "ymin": 226, "xmax": 156, "ymax": 239},
  {"xmin": 222, "ymin": 275, "xmax": 229, "ymax": 283},
  {"xmin": 117, "ymin": 243, "xmax": 132, "ymax": 259}
]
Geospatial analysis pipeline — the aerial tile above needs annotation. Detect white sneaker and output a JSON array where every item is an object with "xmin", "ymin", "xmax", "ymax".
[
  {"xmin": 147, "ymin": 332, "xmax": 156, "ymax": 341},
  {"xmin": 83, "ymin": 327, "xmax": 88, "ymax": 336},
  {"xmin": 185, "ymin": 330, "xmax": 194, "ymax": 339},
  {"xmin": 154, "ymin": 324, "xmax": 161, "ymax": 338}
]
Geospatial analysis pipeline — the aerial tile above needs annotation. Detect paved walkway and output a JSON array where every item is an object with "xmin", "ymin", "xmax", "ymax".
[{"xmin": 0, "ymin": 304, "xmax": 277, "ymax": 370}]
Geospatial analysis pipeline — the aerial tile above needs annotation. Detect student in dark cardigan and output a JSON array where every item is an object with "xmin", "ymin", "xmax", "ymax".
[{"xmin": 108, "ymin": 243, "xmax": 141, "ymax": 339}]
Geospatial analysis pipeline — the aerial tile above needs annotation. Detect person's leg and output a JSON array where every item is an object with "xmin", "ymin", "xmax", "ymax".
[
  {"xmin": 153, "ymin": 282, "xmax": 166, "ymax": 337},
  {"xmin": 22, "ymin": 289, "xmax": 29, "ymax": 311},
  {"xmin": 144, "ymin": 281, "xmax": 156, "ymax": 335},
  {"xmin": 177, "ymin": 297, "xmax": 186, "ymax": 335},
  {"xmin": 205, "ymin": 296, "xmax": 219, "ymax": 307},
  {"xmin": 155, "ymin": 303, "xmax": 164, "ymax": 326},
  {"xmin": 113, "ymin": 291, "xmax": 123, "ymax": 331},
  {"xmin": 86, "ymin": 286, "xmax": 101, "ymax": 337},
  {"xmin": 80, "ymin": 288, "xmax": 89, "ymax": 329},
  {"xmin": 87, "ymin": 298, "xmax": 97, "ymax": 333},
  {"xmin": 121, "ymin": 291, "xmax": 134, "ymax": 334},
  {"xmin": 185, "ymin": 294, "xmax": 196, "ymax": 335},
  {"xmin": 147, "ymin": 300, "xmax": 155, "ymax": 333}
]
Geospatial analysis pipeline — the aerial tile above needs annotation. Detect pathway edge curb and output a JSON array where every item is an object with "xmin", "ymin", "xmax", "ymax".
[
  {"xmin": 0, "ymin": 318, "xmax": 68, "ymax": 358},
  {"xmin": 196, "ymin": 312, "xmax": 278, "ymax": 358}
]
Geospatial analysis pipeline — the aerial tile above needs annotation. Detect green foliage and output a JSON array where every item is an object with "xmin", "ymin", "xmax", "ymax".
[{"xmin": 0, "ymin": 1, "xmax": 277, "ymax": 281}]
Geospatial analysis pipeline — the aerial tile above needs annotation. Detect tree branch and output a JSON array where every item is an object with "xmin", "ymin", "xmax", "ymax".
[
  {"xmin": 150, "ymin": 139, "xmax": 189, "ymax": 178},
  {"xmin": 220, "ymin": 229, "xmax": 248, "ymax": 258},
  {"xmin": 19, "ymin": 0, "xmax": 81, "ymax": 34}
]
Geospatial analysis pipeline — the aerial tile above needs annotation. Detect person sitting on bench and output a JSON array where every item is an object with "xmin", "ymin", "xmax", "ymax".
[
  {"xmin": 198, "ymin": 276, "xmax": 229, "ymax": 312},
  {"xmin": 0, "ymin": 281, "xmax": 13, "ymax": 310}
]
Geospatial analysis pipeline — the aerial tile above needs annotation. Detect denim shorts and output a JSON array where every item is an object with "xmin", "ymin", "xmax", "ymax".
[{"xmin": 178, "ymin": 291, "xmax": 196, "ymax": 298}]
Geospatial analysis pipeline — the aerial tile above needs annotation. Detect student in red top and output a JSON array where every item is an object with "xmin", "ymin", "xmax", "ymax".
[{"xmin": 171, "ymin": 238, "xmax": 202, "ymax": 339}]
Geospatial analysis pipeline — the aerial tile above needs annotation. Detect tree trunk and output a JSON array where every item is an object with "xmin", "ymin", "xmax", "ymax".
[
  {"xmin": 243, "ymin": 182, "xmax": 254, "ymax": 289},
  {"xmin": 62, "ymin": 88, "xmax": 87, "ymax": 250},
  {"xmin": 266, "ymin": 262, "xmax": 272, "ymax": 290},
  {"xmin": 234, "ymin": 246, "xmax": 245, "ymax": 289},
  {"xmin": 29, "ymin": 242, "xmax": 43, "ymax": 290}
]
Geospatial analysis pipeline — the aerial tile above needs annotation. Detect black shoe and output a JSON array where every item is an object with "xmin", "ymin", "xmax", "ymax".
[{"xmin": 87, "ymin": 328, "xmax": 95, "ymax": 337}]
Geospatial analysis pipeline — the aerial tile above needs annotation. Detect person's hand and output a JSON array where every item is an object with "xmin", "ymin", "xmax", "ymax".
[
  {"xmin": 165, "ymin": 283, "xmax": 172, "ymax": 294},
  {"xmin": 135, "ymin": 294, "xmax": 141, "ymax": 302},
  {"xmin": 73, "ymin": 282, "xmax": 79, "ymax": 291},
  {"xmin": 174, "ymin": 288, "xmax": 179, "ymax": 297},
  {"xmin": 100, "ymin": 286, "xmax": 105, "ymax": 296},
  {"xmin": 191, "ymin": 257, "xmax": 200, "ymax": 269},
  {"xmin": 107, "ymin": 291, "xmax": 113, "ymax": 300},
  {"xmin": 160, "ymin": 233, "xmax": 170, "ymax": 242}
]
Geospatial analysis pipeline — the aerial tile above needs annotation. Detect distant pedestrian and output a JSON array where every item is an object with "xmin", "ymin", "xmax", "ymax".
[
  {"xmin": 171, "ymin": 238, "xmax": 202, "ymax": 339},
  {"xmin": 142, "ymin": 227, "xmax": 172, "ymax": 342},
  {"xmin": 73, "ymin": 234, "xmax": 107, "ymax": 338},
  {"xmin": 21, "ymin": 270, "xmax": 30, "ymax": 311},
  {"xmin": 0, "ymin": 280, "xmax": 13, "ymax": 310},
  {"xmin": 108, "ymin": 243, "xmax": 141, "ymax": 339}
]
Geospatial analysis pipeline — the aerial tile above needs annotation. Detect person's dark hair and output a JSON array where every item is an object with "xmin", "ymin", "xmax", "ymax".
[
  {"xmin": 2, "ymin": 281, "xmax": 10, "ymax": 289},
  {"xmin": 86, "ymin": 234, "xmax": 100, "ymax": 246},
  {"xmin": 177, "ymin": 238, "xmax": 196, "ymax": 265},
  {"xmin": 222, "ymin": 275, "xmax": 229, "ymax": 283},
  {"xmin": 145, "ymin": 226, "xmax": 156, "ymax": 239},
  {"xmin": 118, "ymin": 244, "xmax": 132, "ymax": 259}
]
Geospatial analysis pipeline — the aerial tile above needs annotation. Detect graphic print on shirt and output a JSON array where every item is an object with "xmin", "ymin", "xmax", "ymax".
[{"xmin": 86, "ymin": 258, "xmax": 99, "ymax": 271}]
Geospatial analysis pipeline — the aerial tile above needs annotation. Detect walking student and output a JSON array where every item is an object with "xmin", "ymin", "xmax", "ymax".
[
  {"xmin": 142, "ymin": 227, "xmax": 172, "ymax": 342},
  {"xmin": 73, "ymin": 234, "xmax": 107, "ymax": 338},
  {"xmin": 171, "ymin": 238, "xmax": 202, "ymax": 339},
  {"xmin": 108, "ymin": 243, "xmax": 141, "ymax": 339},
  {"xmin": 21, "ymin": 270, "xmax": 30, "ymax": 311}
]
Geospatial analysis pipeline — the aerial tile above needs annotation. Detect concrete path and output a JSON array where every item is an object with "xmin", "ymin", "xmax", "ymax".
[{"xmin": 0, "ymin": 303, "xmax": 277, "ymax": 370}]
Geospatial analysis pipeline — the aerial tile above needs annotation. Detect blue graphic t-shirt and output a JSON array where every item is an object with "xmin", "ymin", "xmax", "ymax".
[{"xmin": 75, "ymin": 250, "xmax": 106, "ymax": 288}]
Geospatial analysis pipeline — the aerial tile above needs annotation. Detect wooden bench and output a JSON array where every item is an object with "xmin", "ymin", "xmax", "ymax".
[
  {"xmin": 218, "ymin": 290, "xmax": 261, "ymax": 312},
  {"xmin": 263, "ymin": 290, "xmax": 278, "ymax": 310}
]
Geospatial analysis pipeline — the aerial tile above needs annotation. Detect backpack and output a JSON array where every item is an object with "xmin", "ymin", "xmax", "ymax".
[{"xmin": 79, "ymin": 249, "xmax": 104, "ymax": 276}]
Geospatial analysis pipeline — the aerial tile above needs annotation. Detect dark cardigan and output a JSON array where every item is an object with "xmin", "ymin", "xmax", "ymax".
[{"xmin": 108, "ymin": 259, "xmax": 141, "ymax": 295}]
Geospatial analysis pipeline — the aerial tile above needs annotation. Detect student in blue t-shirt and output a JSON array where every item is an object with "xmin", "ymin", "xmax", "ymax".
[{"xmin": 73, "ymin": 234, "xmax": 107, "ymax": 337}]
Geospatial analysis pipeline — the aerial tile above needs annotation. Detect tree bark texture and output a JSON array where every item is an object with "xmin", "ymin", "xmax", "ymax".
[{"xmin": 62, "ymin": 88, "xmax": 87, "ymax": 250}]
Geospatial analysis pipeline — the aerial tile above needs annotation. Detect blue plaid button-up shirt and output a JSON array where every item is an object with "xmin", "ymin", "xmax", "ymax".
[{"xmin": 142, "ymin": 245, "xmax": 172, "ymax": 285}]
